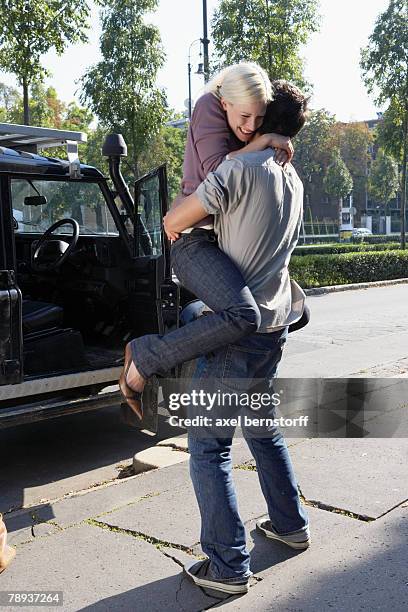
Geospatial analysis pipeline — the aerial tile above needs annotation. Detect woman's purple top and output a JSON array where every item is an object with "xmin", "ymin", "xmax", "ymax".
[{"xmin": 181, "ymin": 92, "xmax": 244, "ymax": 197}]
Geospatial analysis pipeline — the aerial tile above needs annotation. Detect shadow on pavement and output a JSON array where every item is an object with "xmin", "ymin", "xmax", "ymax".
[{"xmin": 0, "ymin": 406, "xmax": 183, "ymax": 522}]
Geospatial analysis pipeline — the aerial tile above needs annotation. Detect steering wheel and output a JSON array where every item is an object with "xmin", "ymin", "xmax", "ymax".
[{"xmin": 31, "ymin": 218, "xmax": 79, "ymax": 272}]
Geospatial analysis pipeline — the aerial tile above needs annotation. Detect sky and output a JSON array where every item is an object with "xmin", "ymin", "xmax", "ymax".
[{"xmin": 0, "ymin": 0, "xmax": 390, "ymax": 122}]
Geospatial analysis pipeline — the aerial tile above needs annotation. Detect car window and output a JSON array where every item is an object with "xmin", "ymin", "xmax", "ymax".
[
  {"xmin": 137, "ymin": 172, "xmax": 164, "ymax": 255},
  {"xmin": 11, "ymin": 179, "xmax": 119, "ymax": 236}
]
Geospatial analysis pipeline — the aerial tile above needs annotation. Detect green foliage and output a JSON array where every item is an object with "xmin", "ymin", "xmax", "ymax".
[
  {"xmin": 360, "ymin": 0, "xmax": 408, "ymax": 105},
  {"xmin": 290, "ymin": 250, "xmax": 408, "ymax": 288},
  {"xmin": 352, "ymin": 234, "xmax": 403, "ymax": 244},
  {"xmin": 0, "ymin": 0, "xmax": 90, "ymax": 123},
  {"xmin": 0, "ymin": 82, "xmax": 21, "ymax": 122},
  {"xmin": 377, "ymin": 98, "xmax": 406, "ymax": 163},
  {"xmin": 211, "ymin": 0, "xmax": 320, "ymax": 88},
  {"xmin": 323, "ymin": 150, "xmax": 353, "ymax": 200},
  {"xmin": 331, "ymin": 122, "xmax": 373, "ymax": 195},
  {"xmin": 361, "ymin": 0, "xmax": 408, "ymax": 248},
  {"xmin": 140, "ymin": 124, "xmax": 187, "ymax": 200},
  {"xmin": 293, "ymin": 109, "xmax": 335, "ymax": 184},
  {"xmin": 80, "ymin": 0, "xmax": 169, "ymax": 180},
  {"xmin": 368, "ymin": 149, "xmax": 399, "ymax": 206},
  {"xmin": 294, "ymin": 242, "xmax": 401, "ymax": 256}
]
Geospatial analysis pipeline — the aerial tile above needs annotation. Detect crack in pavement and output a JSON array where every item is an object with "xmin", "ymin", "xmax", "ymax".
[
  {"xmin": 302, "ymin": 498, "xmax": 374, "ymax": 522},
  {"xmin": 375, "ymin": 497, "xmax": 408, "ymax": 520},
  {"xmin": 86, "ymin": 518, "xmax": 196, "ymax": 555},
  {"xmin": 297, "ymin": 484, "xmax": 374, "ymax": 521}
]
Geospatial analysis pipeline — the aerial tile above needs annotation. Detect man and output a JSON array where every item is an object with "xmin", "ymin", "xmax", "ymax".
[{"xmin": 164, "ymin": 80, "xmax": 310, "ymax": 595}]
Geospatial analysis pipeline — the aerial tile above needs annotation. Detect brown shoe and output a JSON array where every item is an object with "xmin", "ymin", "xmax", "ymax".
[
  {"xmin": 0, "ymin": 514, "xmax": 16, "ymax": 574},
  {"xmin": 119, "ymin": 344, "xmax": 144, "ymax": 420}
]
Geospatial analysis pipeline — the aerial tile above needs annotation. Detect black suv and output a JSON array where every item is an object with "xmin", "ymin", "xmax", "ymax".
[{"xmin": 0, "ymin": 124, "xmax": 180, "ymax": 431}]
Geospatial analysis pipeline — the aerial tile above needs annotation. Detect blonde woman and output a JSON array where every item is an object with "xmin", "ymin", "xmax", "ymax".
[{"xmin": 120, "ymin": 64, "xmax": 298, "ymax": 417}]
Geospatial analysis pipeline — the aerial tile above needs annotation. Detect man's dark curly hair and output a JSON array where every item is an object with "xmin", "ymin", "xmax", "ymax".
[{"xmin": 259, "ymin": 80, "xmax": 310, "ymax": 138}]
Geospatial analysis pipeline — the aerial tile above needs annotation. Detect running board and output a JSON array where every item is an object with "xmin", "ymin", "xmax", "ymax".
[
  {"xmin": 0, "ymin": 366, "xmax": 122, "ymax": 401},
  {"xmin": 0, "ymin": 389, "xmax": 122, "ymax": 429}
]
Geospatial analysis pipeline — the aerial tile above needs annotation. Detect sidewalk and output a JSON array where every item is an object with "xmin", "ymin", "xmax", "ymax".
[
  {"xmin": 2, "ymin": 286, "xmax": 408, "ymax": 610},
  {"xmin": 2, "ymin": 435, "xmax": 407, "ymax": 611}
]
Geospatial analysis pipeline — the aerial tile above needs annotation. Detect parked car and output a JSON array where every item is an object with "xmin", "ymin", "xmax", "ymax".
[
  {"xmin": 0, "ymin": 123, "xmax": 184, "ymax": 432},
  {"xmin": 352, "ymin": 227, "xmax": 372, "ymax": 237}
]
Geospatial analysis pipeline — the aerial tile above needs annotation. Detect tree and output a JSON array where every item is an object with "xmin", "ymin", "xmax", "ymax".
[
  {"xmin": 326, "ymin": 121, "xmax": 374, "ymax": 221},
  {"xmin": 139, "ymin": 124, "xmax": 187, "ymax": 200},
  {"xmin": 330, "ymin": 122, "xmax": 373, "ymax": 193},
  {"xmin": 211, "ymin": 0, "xmax": 320, "ymax": 88},
  {"xmin": 361, "ymin": 0, "xmax": 408, "ymax": 248},
  {"xmin": 377, "ymin": 99, "xmax": 406, "ymax": 162},
  {"xmin": 293, "ymin": 108, "xmax": 335, "ymax": 216},
  {"xmin": 293, "ymin": 109, "xmax": 335, "ymax": 183},
  {"xmin": 0, "ymin": 0, "xmax": 90, "ymax": 125},
  {"xmin": 323, "ymin": 150, "xmax": 353, "ymax": 231},
  {"xmin": 368, "ymin": 149, "xmax": 399, "ymax": 208},
  {"xmin": 0, "ymin": 82, "xmax": 21, "ymax": 122},
  {"xmin": 80, "ymin": 0, "xmax": 169, "ymax": 182}
]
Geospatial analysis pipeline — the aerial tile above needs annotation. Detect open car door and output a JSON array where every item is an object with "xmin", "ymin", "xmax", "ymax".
[
  {"xmin": 128, "ymin": 164, "xmax": 179, "ymax": 433},
  {"xmin": 0, "ymin": 177, "xmax": 23, "ymax": 386}
]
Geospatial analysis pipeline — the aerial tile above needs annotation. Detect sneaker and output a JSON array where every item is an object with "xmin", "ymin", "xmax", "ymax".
[
  {"xmin": 256, "ymin": 519, "xmax": 310, "ymax": 550},
  {"xmin": 183, "ymin": 559, "xmax": 249, "ymax": 594}
]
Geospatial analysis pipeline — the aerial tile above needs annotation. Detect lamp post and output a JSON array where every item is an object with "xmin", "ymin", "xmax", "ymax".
[
  {"xmin": 201, "ymin": 0, "xmax": 210, "ymax": 83},
  {"xmin": 188, "ymin": 39, "xmax": 205, "ymax": 119}
]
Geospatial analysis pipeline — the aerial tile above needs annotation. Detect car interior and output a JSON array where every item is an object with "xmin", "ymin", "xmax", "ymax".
[{"xmin": 11, "ymin": 175, "xmax": 166, "ymax": 378}]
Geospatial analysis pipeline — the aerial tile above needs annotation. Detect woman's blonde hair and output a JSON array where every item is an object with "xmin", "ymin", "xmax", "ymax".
[{"xmin": 205, "ymin": 62, "xmax": 273, "ymax": 105}]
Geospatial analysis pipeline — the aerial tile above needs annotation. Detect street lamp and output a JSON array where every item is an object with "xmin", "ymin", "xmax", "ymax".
[{"xmin": 188, "ymin": 39, "xmax": 205, "ymax": 119}]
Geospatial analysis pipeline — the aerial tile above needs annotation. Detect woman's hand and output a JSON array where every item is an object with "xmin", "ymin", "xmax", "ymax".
[
  {"xmin": 163, "ymin": 214, "xmax": 180, "ymax": 242},
  {"xmin": 265, "ymin": 133, "xmax": 294, "ymax": 165},
  {"xmin": 229, "ymin": 132, "xmax": 294, "ymax": 166}
]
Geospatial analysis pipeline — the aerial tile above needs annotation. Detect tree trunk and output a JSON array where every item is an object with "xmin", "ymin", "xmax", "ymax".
[
  {"xmin": 22, "ymin": 77, "xmax": 30, "ymax": 125},
  {"xmin": 400, "ymin": 104, "xmax": 408, "ymax": 250},
  {"xmin": 338, "ymin": 196, "xmax": 343, "ymax": 237}
]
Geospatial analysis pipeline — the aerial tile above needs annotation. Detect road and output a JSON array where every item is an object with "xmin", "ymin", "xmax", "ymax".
[
  {"xmin": 281, "ymin": 283, "xmax": 408, "ymax": 377},
  {"xmin": 1, "ymin": 283, "xmax": 407, "ymax": 514}
]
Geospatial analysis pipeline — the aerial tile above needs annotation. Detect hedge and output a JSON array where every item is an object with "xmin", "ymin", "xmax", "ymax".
[
  {"xmin": 289, "ymin": 250, "xmax": 408, "ymax": 288},
  {"xmin": 294, "ymin": 243, "xmax": 401, "ymax": 256},
  {"xmin": 351, "ymin": 234, "xmax": 402, "ymax": 244}
]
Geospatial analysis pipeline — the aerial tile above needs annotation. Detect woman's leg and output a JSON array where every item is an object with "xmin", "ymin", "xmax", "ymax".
[{"xmin": 128, "ymin": 231, "xmax": 261, "ymax": 381}]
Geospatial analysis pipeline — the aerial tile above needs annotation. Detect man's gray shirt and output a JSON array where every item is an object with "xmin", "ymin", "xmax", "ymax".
[{"xmin": 195, "ymin": 149, "xmax": 304, "ymax": 333}]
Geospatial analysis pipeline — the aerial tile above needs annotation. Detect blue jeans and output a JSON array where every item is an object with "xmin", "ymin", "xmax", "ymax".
[
  {"xmin": 188, "ymin": 329, "xmax": 309, "ymax": 579},
  {"xmin": 130, "ymin": 230, "xmax": 261, "ymax": 378}
]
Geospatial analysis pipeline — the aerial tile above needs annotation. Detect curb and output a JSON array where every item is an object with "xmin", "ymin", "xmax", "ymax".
[
  {"xmin": 133, "ymin": 439, "xmax": 189, "ymax": 474},
  {"xmin": 305, "ymin": 277, "xmax": 408, "ymax": 296}
]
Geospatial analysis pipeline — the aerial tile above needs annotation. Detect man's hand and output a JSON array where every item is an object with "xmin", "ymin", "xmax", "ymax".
[
  {"xmin": 163, "ymin": 214, "xmax": 180, "ymax": 241},
  {"xmin": 164, "ymin": 192, "xmax": 209, "ymax": 234}
]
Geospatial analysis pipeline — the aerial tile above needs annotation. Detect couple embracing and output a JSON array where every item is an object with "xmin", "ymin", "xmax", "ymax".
[{"xmin": 120, "ymin": 62, "xmax": 310, "ymax": 595}]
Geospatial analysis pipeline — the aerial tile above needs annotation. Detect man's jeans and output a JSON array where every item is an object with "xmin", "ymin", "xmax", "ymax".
[
  {"xmin": 130, "ymin": 230, "xmax": 261, "ymax": 379},
  {"xmin": 188, "ymin": 329, "xmax": 309, "ymax": 579}
]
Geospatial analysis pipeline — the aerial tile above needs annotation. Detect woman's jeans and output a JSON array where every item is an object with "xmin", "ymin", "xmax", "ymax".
[
  {"xmin": 130, "ymin": 230, "xmax": 261, "ymax": 378},
  {"xmin": 188, "ymin": 329, "xmax": 309, "ymax": 579}
]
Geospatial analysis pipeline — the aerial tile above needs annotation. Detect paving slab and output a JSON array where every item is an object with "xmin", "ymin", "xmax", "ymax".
[
  {"xmin": 6, "ymin": 462, "xmax": 190, "ymax": 546},
  {"xmin": 0, "ymin": 408, "xmax": 185, "ymax": 513},
  {"xmin": 100, "ymin": 469, "xmax": 271, "ymax": 549},
  {"xmin": 217, "ymin": 504, "xmax": 408, "ymax": 611},
  {"xmin": 231, "ymin": 437, "xmax": 308, "ymax": 467},
  {"xmin": 289, "ymin": 439, "xmax": 408, "ymax": 518},
  {"xmin": 163, "ymin": 504, "xmax": 361, "ymax": 569},
  {"xmin": 0, "ymin": 523, "xmax": 217, "ymax": 612}
]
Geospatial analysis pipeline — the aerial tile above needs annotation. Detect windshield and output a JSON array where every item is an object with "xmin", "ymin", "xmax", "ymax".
[{"xmin": 11, "ymin": 178, "xmax": 119, "ymax": 236}]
